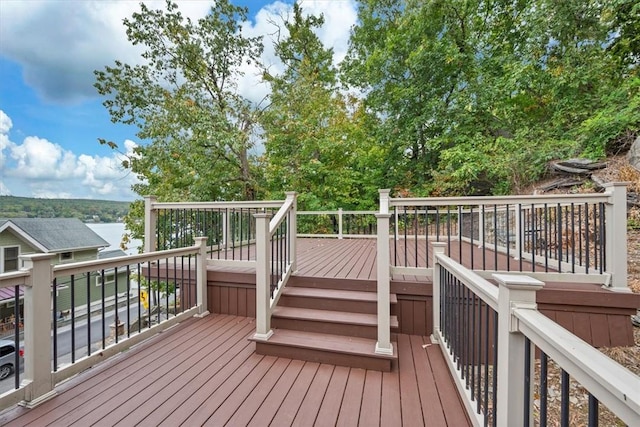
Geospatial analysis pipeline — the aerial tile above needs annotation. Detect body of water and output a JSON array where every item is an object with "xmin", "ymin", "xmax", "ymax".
[{"xmin": 87, "ymin": 223, "xmax": 142, "ymax": 256}]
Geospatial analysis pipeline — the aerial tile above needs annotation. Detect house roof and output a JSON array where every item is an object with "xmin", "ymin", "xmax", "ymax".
[
  {"xmin": 98, "ymin": 249, "xmax": 128, "ymax": 259},
  {"xmin": 0, "ymin": 218, "xmax": 109, "ymax": 253}
]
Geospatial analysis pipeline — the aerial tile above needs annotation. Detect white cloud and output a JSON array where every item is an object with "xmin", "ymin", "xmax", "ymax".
[
  {"xmin": 0, "ymin": 0, "xmax": 357, "ymax": 105},
  {"xmin": 0, "ymin": 0, "xmax": 212, "ymax": 104},
  {"xmin": 0, "ymin": 109, "xmax": 140, "ymax": 200}
]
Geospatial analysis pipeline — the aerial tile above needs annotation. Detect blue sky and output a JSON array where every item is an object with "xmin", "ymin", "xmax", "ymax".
[{"xmin": 0, "ymin": 0, "xmax": 357, "ymax": 201}]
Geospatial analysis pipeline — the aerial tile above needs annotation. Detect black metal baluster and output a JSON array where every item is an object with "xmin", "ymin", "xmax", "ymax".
[
  {"xmin": 588, "ymin": 393, "xmax": 599, "ymax": 427},
  {"xmin": 53, "ymin": 277, "xmax": 58, "ymax": 371},
  {"xmin": 86, "ymin": 272, "xmax": 91, "ymax": 356},
  {"xmin": 71, "ymin": 274, "xmax": 76, "ymax": 363},
  {"xmin": 540, "ymin": 352, "xmax": 548, "ymax": 427},
  {"xmin": 561, "ymin": 369, "xmax": 570, "ymax": 426},
  {"xmin": 524, "ymin": 338, "xmax": 531, "ymax": 427}
]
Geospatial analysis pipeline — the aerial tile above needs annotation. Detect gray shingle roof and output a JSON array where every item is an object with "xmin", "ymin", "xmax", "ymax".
[{"xmin": 0, "ymin": 218, "xmax": 109, "ymax": 252}]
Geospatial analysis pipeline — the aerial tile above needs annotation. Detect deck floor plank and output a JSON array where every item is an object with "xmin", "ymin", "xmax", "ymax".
[
  {"xmin": 336, "ymin": 368, "xmax": 366, "ymax": 427},
  {"xmin": 246, "ymin": 359, "xmax": 306, "ymax": 427},
  {"xmin": 216, "ymin": 358, "xmax": 293, "ymax": 426},
  {"xmin": 64, "ymin": 315, "xmax": 244, "ymax": 426},
  {"xmin": 268, "ymin": 361, "xmax": 320, "ymax": 426},
  {"xmin": 410, "ymin": 335, "xmax": 448, "ymax": 426},
  {"xmin": 182, "ymin": 354, "xmax": 275, "ymax": 426},
  {"xmin": 291, "ymin": 364, "xmax": 335, "ymax": 427},
  {"xmin": 314, "ymin": 365, "xmax": 350, "ymax": 427},
  {"xmin": 380, "ymin": 366, "xmax": 402, "ymax": 426},
  {"xmin": 397, "ymin": 334, "xmax": 426, "ymax": 426},
  {"xmin": 113, "ymin": 319, "xmax": 257, "ymax": 426},
  {"xmin": 358, "ymin": 370, "xmax": 382, "ymax": 427}
]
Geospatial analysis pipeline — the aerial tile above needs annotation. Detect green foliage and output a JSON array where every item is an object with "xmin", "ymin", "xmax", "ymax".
[
  {"xmin": 577, "ymin": 77, "xmax": 640, "ymax": 159},
  {"xmin": 95, "ymin": 0, "xmax": 263, "ymax": 203},
  {"xmin": 93, "ymin": 0, "xmax": 639, "ymax": 209},
  {"xmin": 260, "ymin": 4, "xmax": 383, "ymax": 210},
  {"xmin": 0, "ymin": 196, "xmax": 129, "ymax": 222},
  {"xmin": 344, "ymin": 0, "xmax": 639, "ymax": 196}
]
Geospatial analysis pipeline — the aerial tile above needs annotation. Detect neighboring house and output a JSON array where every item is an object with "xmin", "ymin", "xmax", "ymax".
[{"xmin": 0, "ymin": 218, "xmax": 116, "ymax": 320}]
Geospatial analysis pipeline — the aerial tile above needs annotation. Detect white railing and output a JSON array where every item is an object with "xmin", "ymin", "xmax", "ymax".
[
  {"xmin": 297, "ymin": 209, "xmax": 377, "ymax": 239},
  {"xmin": 145, "ymin": 195, "xmax": 283, "ymax": 265},
  {"xmin": 0, "ymin": 239, "xmax": 208, "ymax": 411},
  {"xmin": 254, "ymin": 192, "xmax": 297, "ymax": 340},
  {"xmin": 380, "ymin": 183, "xmax": 629, "ymax": 291},
  {"xmin": 431, "ymin": 243, "xmax": 640, "ymax": 426}
]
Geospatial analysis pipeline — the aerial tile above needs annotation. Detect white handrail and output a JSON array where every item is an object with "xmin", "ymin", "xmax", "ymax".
[
  {"xmin": 390, "ymin": 192, "xmax": 609, "ymax": 207},
  {"xmin": 515, "ymin": 308, "xmax": 640, "ymax": 425},
  {"xmin": 435, "ymin": 253, "xmax": 499, "ymax": 311}
]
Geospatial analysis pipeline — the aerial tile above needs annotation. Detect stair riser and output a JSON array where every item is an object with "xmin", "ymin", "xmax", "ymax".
[
  {"xmin": 255, "ymin": 341, "xmax": 392, "ymax": 372},
  {"xmin": 288, "ymin": 277, "xmax": 376, "ymax": 292},
  {"xmin": 279, "ymin": 296, "xmax": 377, "ymax": 314},
  {"xmin": 272, "ymin": 317, "xmax": 378, "ymax": 339}
]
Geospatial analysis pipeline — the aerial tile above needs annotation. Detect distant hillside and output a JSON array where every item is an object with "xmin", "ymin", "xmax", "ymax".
[{"xmin": 0, "ymin": 196, "xmax": 131, "ymax": 223}]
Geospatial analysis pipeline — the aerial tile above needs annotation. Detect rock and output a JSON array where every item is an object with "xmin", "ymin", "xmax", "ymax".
[{"xmin": 628, "ymin": 136, "xmax": 640, "ymax": 172}]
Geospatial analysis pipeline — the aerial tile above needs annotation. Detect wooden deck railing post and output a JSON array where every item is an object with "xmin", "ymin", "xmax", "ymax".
[
  {"xmin": 375, "ymin": 211, "xmax": 393, "ymax": 355},
  {"xmin": 604, "ymin": 182, "xmax": 629, "ymax": 291},
  {"xmin": 338, "ymin": 208, "xmax": 343, "ymax": 239},
  {"xmin": 194, "ymin": 237, "xmax": 210, "ymax": 317},
  {"xmin": 285, "ymin": 191, "xmax": 298, "ymax": 271},
  {"xmin": 21, "ymin": 254, "xmax": 57, "ymax": 407},
  {"xmin": 253, "ymin": 212, "xmax": 273, "ymax": 340},
  {"xmin": 431, "ymin": 243, "xmax": 447, "ymax": 338},
  {"xmin": 494, "ymin": 273, "xmax": 545, "ymax": 426},
  {"xmin": 144, "ymin": 195, "xmax": 157, "ymax": 253}
]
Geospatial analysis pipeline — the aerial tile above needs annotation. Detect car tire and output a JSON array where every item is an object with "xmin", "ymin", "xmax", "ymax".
[{"xmin": 0, "ymin": 364, "xmax": 13, "ymax": 380}]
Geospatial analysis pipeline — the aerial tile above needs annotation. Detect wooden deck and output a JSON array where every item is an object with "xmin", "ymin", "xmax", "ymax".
[
  {"xmin": 0, "ymin": 314, "xmax": 470, "ymax": 426},
  {"xmin": 208, "ymin": 238, "xmax": 640, "ymax": 347}
]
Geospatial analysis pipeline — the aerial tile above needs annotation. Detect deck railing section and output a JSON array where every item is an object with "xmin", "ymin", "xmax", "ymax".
[
  {"xmin": 254, "ymin": 192, "xmax": 297, "ymax": 340},
  {"xmin": 382, "ymin": 183, "xmax": 628, "ymax": 290},
  {"xmin": 0, "ymin": 239, "xmax": 209, "ymax": 411},
  {"xmin": 431, "ymin": 243, "xmax": 640, "ymax": 427},
  {"xmin": 297, "ymin": 209, "xmax": 377, "ymax": 238},
  {"xmin": 145, "ymin": 196, "xmax": 282, "ymax": 265},
  {"xmin": 0, "ymin": 270, "xmax": 27, "ymax": 391}
]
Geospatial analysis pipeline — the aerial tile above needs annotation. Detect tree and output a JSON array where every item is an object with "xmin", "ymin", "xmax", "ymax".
[
  {"xmin": 95, "ymin": 0, "xmax": 264, "ymax": 204},
  {"xmin": 343, "ymin": 0, "xmax": 639, "ymax": 195},
  {"xmin": 260, "ymin": 4, "xmax": 382, "ymax": 210}
]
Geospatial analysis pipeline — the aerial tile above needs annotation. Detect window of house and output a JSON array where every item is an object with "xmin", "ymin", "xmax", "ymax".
[
  {"xmin": 96, "ymin": 272, "xmax": 116, "ymax": 287},
  {"xmin": 60, "ymin": 252, "xmax": 73, "ymax": 262},
  {"xmin": 1, "ymin": 246, "xmax": 19, "ymax": 273}
]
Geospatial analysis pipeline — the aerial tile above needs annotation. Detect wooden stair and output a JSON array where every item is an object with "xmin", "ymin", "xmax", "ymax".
[{"xmin": 252, "ymin": 279, "xmax": 398, "ymax": 372}]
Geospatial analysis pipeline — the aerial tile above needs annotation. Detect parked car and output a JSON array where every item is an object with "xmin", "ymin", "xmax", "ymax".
[{"xmin": 0, "ymin": 339, "xmax": 23, "ymax": 380}]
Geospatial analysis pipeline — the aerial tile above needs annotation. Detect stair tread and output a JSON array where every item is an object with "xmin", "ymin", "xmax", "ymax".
[
  {"xmin": 272, "ymin": 306, "xmax": 399, "ymax": 328},
  {"xmin": 260, "ymin": 329, "xmax": 397, "ymax": 359},
  {"xmin": 282, "ymin": 286, "xmax": 398, "ymax": 304}
]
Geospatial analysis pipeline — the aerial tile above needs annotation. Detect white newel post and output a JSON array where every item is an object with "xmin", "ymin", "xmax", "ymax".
[
  {"xmin": 604, "ymin": 182, "xmax": 629, "ymax": 292},
  {"xmin": 144, "ymin": 195, "xmax": 157, "ymax": 253},
  {"xmin": 375, "ymin": 212, "xmax": 393, "ymax": 355},
  {"xmin": 431, "ymin": 243, "xmax": 447, "ymax": 339},
  {"xmin": 21, "ymin": 254, "xmax": 56, "ymax": 406},
  {"xmin": 194, "ymin": 237, "xmax": 209, "ymax": 317},
  {"xmin": 285, "ymin": 191, "xmax": 298, "ymax": 271},
  {"xmin": 494, "ymin": 274, "xmax": 544, "ymax": 426},
  {"xmin": 253, "ymin": 212, "xmax": 273, "ymax": 340},
  {"xmin": 338, "ymin": 208, "xmax": 343, "ymax": 239}
]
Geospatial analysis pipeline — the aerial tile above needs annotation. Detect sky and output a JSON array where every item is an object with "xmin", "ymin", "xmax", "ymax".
[{"xmin": 0, "ymin": 0, "xmax": 358, "ymax": 201}]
